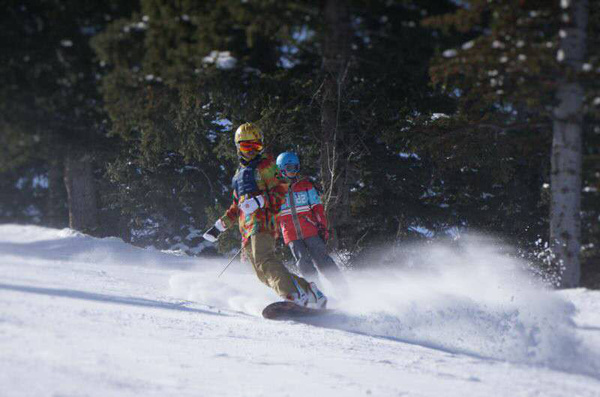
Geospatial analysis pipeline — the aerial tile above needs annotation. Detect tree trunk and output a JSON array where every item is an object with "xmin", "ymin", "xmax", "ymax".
[
  {"xmin": 320, "ymin": 0, "xmax": 351, "ymax": 247},
  {"xmin": 46, "ymin": 157, "xmax": 68, "ymax": 228},
  {"xmin": 551, "ymin": 0, "xmax": 587, "ymax": 288},
  {"xmin": 64, "ymin": 153, "xmax": 99, "ymax": 233}
]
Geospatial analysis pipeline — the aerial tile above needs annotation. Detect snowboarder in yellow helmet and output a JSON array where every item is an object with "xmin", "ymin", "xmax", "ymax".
[{"xmin": 204, "ymin": 122, "xmax": 327, "ymax": 309}]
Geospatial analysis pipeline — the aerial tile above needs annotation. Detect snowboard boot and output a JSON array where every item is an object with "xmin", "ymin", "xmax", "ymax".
[
  {"xmin": 306, "ymin": 282, "xmax": 328, "ymax": 309},
  {"xmin": 286, "ymin": 281, "xmax": 327, "ymax": 309}
]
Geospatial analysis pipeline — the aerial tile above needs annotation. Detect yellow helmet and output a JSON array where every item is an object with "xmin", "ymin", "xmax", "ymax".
[{"xmin": 234, "ymin": 122, "xmax": 263, "ymax": 144}]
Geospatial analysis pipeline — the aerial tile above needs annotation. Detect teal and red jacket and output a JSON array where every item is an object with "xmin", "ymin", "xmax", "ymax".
[{"xmin": 278, "ymin": 178, "xmax": 327, "ymax": 244}]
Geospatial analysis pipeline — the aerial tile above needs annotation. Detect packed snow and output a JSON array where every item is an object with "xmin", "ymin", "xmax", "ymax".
[{"xmin": 1, "ymin": 225, "xmax": 599, "ymax": 396}]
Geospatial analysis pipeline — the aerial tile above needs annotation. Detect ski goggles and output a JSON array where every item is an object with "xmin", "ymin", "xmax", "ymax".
[
  {"xmin": 237, "ymin": 140, "xmax": 263, "ymax": 153},
  {"xmin": 283, "ymin": 163, "xmax": 299, "ymax": 174}
]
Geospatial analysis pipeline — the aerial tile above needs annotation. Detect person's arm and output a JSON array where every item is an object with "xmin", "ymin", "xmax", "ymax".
[
  {"xmin": 220, "ymin": 190, "xmax": 240, "ymax": 228},
  {"xmin": 203, "ymin": 191, "xmax": 239, "ymax": 242},
  {"xmin": 307, "ymin": 183, "xmax": 329, "ymax": 240},
  {"xmin": 262, "ymin": 158, "xmax": 287, "ymax": 214}
]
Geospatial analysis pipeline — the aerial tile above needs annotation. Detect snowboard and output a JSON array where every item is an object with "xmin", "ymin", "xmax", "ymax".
[{"xmin": 262, "ymin": 301, "xmax": 329, "ymax": 320}]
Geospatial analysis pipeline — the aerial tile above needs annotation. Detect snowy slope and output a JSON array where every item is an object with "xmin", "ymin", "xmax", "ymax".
[{"xmin": 0, "ymin": 225, "xmax": 599, "ymax": 397}]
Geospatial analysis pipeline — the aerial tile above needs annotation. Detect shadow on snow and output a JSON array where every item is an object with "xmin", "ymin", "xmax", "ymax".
[{"xmin": 0, "ymin": 282, "xmax": 225, "ymax": 317}]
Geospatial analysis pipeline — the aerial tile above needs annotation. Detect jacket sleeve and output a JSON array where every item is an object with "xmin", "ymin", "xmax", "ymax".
[
  {"xmin": 258, "ymin": 156, "xmax": 287, "ymax": 215},
  {"xmin": 220, "ymin": 190, "xmax": 239, "ymax": 229},
  {"xmin": 262, "ymin": 158, "xmax": 287, "ymax": 214},
  {"xmin": 307, "ymin": 183, "xmax": 328, "ymax": 229},
  {"xmin": 265, "ymin": 170, "xmax": 288, "ymax": 214}
]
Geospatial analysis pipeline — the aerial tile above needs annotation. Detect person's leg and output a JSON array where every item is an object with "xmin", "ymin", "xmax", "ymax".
[
  {"xmin": 249, "ymin": 233, "xmax": 327, "ymax": 308},
  {"xmin": 304, "ymin": 235, "xmax": 345, "ymax": 283},
  {"xmin": 249, "ymin": 233, "xmax": 309, "ymax": 297},
  {"xmin": 288, "ymin": 239, "xmax": 318, "ymax": 280}
]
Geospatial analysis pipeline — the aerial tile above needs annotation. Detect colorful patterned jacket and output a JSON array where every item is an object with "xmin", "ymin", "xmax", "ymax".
[
  {"xmin": 278, "ymin": 177, "xmax": 328, "ymax": 245},
  {"xmin": 219, "ymin": 153, "xmax": 287, "ymax": 244}
]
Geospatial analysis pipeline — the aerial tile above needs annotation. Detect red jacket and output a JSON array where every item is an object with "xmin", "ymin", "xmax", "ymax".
[{"xmin": 278, "ymin": 178, "xmax": 328, "ymax": 244}]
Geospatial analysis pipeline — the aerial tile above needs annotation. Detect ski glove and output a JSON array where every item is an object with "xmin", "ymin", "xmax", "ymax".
[
  {"xmin": 239, "ymin": 195, "xmax": 265, "ymax": 215},
  {"xmin": 203, "ymin": 219, "xmax": 227, "ymax": 243}
]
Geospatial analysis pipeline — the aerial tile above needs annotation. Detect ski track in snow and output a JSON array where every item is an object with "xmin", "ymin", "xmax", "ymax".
[{"xmin": 1, "ymin": 224, "xmax": 600, "ymax": 396}]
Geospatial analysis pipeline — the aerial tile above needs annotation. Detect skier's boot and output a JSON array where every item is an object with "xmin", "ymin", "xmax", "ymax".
[
  {"xmin": 286, "ymin": 281, "xmax": 327, "ymax": 309},
  {"xmin": 306, "ymin": 282, "xmax": 328, "ymax": 309}
]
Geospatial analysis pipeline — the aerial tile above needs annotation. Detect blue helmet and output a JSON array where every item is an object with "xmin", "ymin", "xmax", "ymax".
[{"xmin": 276, "ymin": 152, "xmax": 300, "ymax": 177}]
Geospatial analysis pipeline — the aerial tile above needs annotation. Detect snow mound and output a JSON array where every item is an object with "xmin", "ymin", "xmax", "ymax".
[{"xmin": 0, "ymin": 224, "xmax": 196, "ymax": 269}]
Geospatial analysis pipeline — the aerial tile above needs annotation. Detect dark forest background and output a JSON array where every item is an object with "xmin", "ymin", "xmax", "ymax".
[{"xmin": 1, "ymin": 0, "xmax": 598, "ymax": 287}]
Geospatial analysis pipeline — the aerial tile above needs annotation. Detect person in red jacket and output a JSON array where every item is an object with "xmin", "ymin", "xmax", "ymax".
[{"xmin": 276, "ymin": 152, "xmax": 345, "ymax": 284}]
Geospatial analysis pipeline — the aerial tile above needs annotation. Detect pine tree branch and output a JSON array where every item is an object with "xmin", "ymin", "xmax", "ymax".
[{"xmin": 475, "ymin": 122, "xmax": 550, "ymax": 132}]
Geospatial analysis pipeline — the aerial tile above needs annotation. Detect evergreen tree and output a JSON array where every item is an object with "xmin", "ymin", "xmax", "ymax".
[
  {"xmin": 0, "ymin": 0, "xmax": 136, "ymax": 234},
  {"xmin": 93, "ymin": 0, "xmax": 459, "ymax": 256},
  {"xmin": 423, "ymin": 0, "xmax": 600, "ymax": 286},
  {"xmin": 92, "ymin": 0, "xmax": 295, "ymax": 251}
]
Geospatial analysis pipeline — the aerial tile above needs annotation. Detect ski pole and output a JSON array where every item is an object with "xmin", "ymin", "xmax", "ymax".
[{"xmin": 217, "ymin": 245, "xmax": 244, "ymax": 278}]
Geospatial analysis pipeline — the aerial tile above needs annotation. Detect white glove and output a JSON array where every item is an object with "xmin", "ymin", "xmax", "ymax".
[
  {"xmin": 202, "ymin": 219, "xmax": 227, "ymax": 243},
  {"xmin": 240, "ymin": 195, "xmax": 265, "ymax": 215}
]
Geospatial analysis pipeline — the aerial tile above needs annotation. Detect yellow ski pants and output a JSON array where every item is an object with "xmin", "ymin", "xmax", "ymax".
[{"xmin": 243, "ymin": 232, "xmax": 310, "ymax": 298}]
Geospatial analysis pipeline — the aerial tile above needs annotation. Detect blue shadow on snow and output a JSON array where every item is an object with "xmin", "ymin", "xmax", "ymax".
[{"xmin": 0, "ymin": 282, "xmax": 225, "ymax": 317}]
